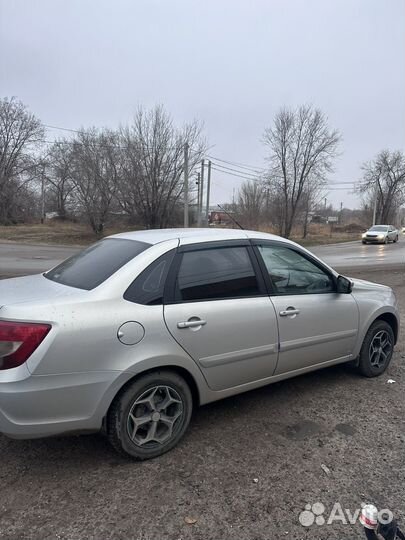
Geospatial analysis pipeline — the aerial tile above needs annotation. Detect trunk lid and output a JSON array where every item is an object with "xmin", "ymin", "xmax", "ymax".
[{"xmin": 0, "ymin": 274, "xmax": 79, "ymax": 309}]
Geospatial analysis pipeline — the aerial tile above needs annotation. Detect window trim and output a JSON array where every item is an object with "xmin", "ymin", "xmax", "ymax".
[
  {"xmin": 250, "ymin": 239, "xmax": 338, "ymax": 296},
  {"xmin": 164, "ymin": 240, "xmax": 267, "ymax": 305}
]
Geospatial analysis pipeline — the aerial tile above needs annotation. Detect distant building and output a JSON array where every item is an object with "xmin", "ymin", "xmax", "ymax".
[
  {"xmin": 310, "ymin": 214, "xmax": 327, "ymax": 224},
  {"xmin": 209, "ymin": 210, "xmax": 234, "ymax": 226}
]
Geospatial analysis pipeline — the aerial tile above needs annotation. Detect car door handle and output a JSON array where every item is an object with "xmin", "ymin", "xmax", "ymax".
[
  {"xmin": 279, "ymin": 308, "xmax": 300, "ymax": 317},
  {"xmin": 177, "ymin": 319, "xmax": 207, "ymax": 329}
]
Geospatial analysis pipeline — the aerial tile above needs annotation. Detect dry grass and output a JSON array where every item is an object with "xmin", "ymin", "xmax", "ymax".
[
  {"xmin": 259, "ymin": 223, "xmax": 359, "ymax": 246},
  {"xmin": 293, "ymin": 232, "xmax": 358, "ymax": 247},
  {"xmin": 292, "ymin": 224, "xmax": 360, "ymax": 246},
  {"xmin": 0, "ymin": 221, "xmax": 134, "ymax": 246},
  {"xmin": 0, "ymin": 221, "xmax": 360, "ymax": 247}
]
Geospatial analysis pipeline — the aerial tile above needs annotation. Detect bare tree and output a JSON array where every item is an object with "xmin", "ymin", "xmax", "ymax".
[
  {"xmin": 0, "ymin": 99, "xmax": 208, "ymax": 232},
  {"xmin": 263, "ymin": 105, "xmax": 340, "ymax": 238},
  {"xmin": 237, "ymin": 180, "xmax": 265, "ymax": 229},
  {"xmin": 301, "ymin": 176, "xmax": 325, "ymax": 238},
  {"xmin": 69, "ymin": 129, "xmax": 122, "ymax": 234},
  {"xmin": 117, "ymin": 106, "xmax": 206, "ymax": 229},
  {"xmin": 44, "ymin": 142, "xmax": 76, "ymax": 220},
  {"xmin": 359, "ymin": 150, "xmax": 405, "ymax": 224},
  {"xmin": 0, "ymin": 97, "xmax": 44, "ymax": 223}
]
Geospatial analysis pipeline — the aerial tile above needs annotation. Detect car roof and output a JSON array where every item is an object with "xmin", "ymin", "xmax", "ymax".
[{"xmin": 108, "ymin": 227, "xmax": 291, "ymax": 246}]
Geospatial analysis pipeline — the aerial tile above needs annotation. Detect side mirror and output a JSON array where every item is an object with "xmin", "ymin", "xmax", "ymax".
[{"xmin": 337, "ymin": 275, "xmax": 353, "ymax": 294}]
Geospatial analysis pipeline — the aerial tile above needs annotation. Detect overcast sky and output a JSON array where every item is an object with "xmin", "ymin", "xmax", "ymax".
[{"xmin": 1, "ymin": 0, "xmax": 404, "ymax": 208}]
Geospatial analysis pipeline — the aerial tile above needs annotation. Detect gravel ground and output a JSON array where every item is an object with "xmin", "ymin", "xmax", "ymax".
[{"xmin": 0, "ymin": 265, "xmax": 404, "ymax": 540}]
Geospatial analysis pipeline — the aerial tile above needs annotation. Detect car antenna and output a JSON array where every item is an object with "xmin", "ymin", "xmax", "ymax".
[{"xmin": 217, "ymin": 204, "xmax": 245, "ymax": 230}]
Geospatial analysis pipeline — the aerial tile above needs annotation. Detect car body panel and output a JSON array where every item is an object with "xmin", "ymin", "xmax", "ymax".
[
  {"xmin": 0, "ymin": 228, "xmax": 400, "ymax": 439},
  {"xmin": 270, "ymin": 292, "xmax": 359, "ymax": 374},
  {"xmin": 0, "ymin": 273, "xmax": 81, "ymax": 309},
  {"xmin": 348, "ymin": 277, "xmax": 399, "ymax": 355},
  {"xmin": 164, "ymin": 297, "xmax": 279, "ymax": 391}
]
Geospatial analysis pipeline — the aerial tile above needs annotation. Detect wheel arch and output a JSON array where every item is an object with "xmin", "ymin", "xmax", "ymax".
[
  {"xmin": 373, "ymin": 312, "xmax": 399, "ymax": 344},
  {"xmin": 106, "ymin": 364, "xmax": 201, "ymax": 417}
]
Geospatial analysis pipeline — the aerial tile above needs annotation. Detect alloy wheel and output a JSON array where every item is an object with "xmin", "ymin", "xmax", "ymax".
[
  {"xmin": 127, "ymin": 385, "xmax": 184, "ymax": 447},
  {"xmin": 368, "ymin": 330, "xmax": 392, "ymax": 369}
]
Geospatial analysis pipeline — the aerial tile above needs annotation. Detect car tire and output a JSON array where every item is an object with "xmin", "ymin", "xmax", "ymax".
[
  {"xmin": 357, "ymin": 320, "xmax": 394, "ymax": 377},
  {"xmin": 362, "ymin": 240, "xmax": 367, "ymax": 244},
  {"xmin": 107, "ymin": 370, "xmax": 193, "ymax": 460},
  {"xmin": 394, "ymin": 236, "xmax": 398, "ymax": 243},
  {"xmin": 384, "ymin": 237, "xmax": 388, "ymax": 244}
]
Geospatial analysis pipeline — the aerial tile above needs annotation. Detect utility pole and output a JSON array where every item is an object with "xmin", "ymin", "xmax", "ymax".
[
  {"xmin": 40, "ymin": 162, "xmax": 46, "ymax": 224},
  {"xmin": 183, "ymin": 142, "xmax": 189, "ymax": 227},
  {"xmin": 197, "ymin": 159, "xmax": 205, "ymax": 227},
  {"xmin": 372, "ymin": 181, "xmax": 378, "ymax": 225},
  {"xmin": 205, "ymin": 160, "xmax": 211, "ymax": 226},
  {"xmin": 196, "ymin": 172, "xmax": 200, "ymax": 219}
]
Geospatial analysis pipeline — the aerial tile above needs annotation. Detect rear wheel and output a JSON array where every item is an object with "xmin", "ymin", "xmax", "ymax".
[
  {"xmin": 107, "ymin": 370, "xmax": 193, "ymax": 459},
  {"xmin": 357, "ymin": 320, "xmax": 394, "ymax": 377}
]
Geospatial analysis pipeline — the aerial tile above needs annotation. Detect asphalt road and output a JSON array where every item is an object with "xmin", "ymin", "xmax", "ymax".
[
  {"xmin": 0, "ymin": 236, "xmax": 404, "ymax": 279},
  {"xmin": 0, "ymin": 242, "xmax": 79, "ymax": 278},
  {"xmin": 310, "ymin": 236, "xmax": 405, "ymax": 270}
]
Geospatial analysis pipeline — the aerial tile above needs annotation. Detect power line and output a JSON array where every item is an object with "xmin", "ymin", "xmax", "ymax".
[
  {"xmin": 43, "ymin": 124, "xmax": 201, "ymax": 152},
  {"xmin": 44, "ymin": 124, "xmax": 84, "ymax": 134},
  {"xmin": 211, "ymin": 165, "xmax": 362, "ymax": 188},
  {"xmin": 206, "ymin": 154, "xmax": 265, "ymax": 173},
  {"xmin": 211, "ymin": 166, "xmax": 260, "ymax": 182},
  {"xmin": 211, "ymin": 162, "xmax": 260, "ymax": 179},
  {"xmin": 325, "ymin": 181, "xmax": 359, "ymax": 185},
  {"xmin": 43, "ymin": 123, "xmax": 360, "ymax": 181},
  {"xmin": 38, "ymin": 137, "xmax": 200, "ymax": 154},
  {"xmin": 322, "ymin": 187, "xmax": 357, "ymax": 191}
]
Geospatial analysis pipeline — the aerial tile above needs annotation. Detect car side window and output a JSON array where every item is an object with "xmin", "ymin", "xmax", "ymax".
[
  {"xmin": 124, "ymin": 249, "xmax": 175, "ymax": 305},
  {"xmin": 257, "ymin": 244, "xmax": 335, "ymax": 295},
  {"xmin": 175, "ymin": 246, "xmax": 260, "ymax": 302}
]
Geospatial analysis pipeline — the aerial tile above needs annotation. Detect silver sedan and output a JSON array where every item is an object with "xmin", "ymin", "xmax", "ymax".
[
  {"xmin": 0, "ymin": 229, "xmax": 400, "ymax": 459},
  {"xmin": 362, "ymin": 225, "xmax": 399, "ymax": 244}
]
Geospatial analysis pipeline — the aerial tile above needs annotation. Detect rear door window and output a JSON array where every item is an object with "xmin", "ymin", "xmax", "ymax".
[
  {"xmin": 174, "ymin": 246, "xmax": 260, "ymax": 302},
  {"xmin": 45, "ymin": 239, "xmax": 150, "ymax": 290}
]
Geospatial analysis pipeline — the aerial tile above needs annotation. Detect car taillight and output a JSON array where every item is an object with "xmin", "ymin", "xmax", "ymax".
[{"xmin": 0, "ymin": 321, "xmax": 51, "ymax": 370}]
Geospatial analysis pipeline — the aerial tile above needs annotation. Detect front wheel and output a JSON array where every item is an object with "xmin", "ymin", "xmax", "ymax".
[
  {"xmin": 357, "ymin": 320, "xmax": 394, "ymax": 377},
  {"xmin": 362, "ymin": 240, "xmax": 367, "ymax": 244},
  {"xmin": 107, "ymin": 370, "xmax": 193, "ymax": 459},
  {"xmin": 394, "ymin": 235, "xmax": 398, "ymax": 243}
]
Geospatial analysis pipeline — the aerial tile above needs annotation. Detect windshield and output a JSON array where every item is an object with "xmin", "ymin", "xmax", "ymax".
[
  {"xmin": 45, "ymin": 239, "xmax": 150, "ymax": 290},
  {"xmin": 369, "ymin": 225, "xmax": 389, "ymax": 232}
]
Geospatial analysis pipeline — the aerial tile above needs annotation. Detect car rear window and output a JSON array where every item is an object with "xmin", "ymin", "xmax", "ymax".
[{"xmin": 45, "ymin": 238, "xmax": 150, "ymax": 290}]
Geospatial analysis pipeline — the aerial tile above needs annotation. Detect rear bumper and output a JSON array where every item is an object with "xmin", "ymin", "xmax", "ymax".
[{"xmin": 0, "ymin": 370, "xmax": 132, "ymax": 439}]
